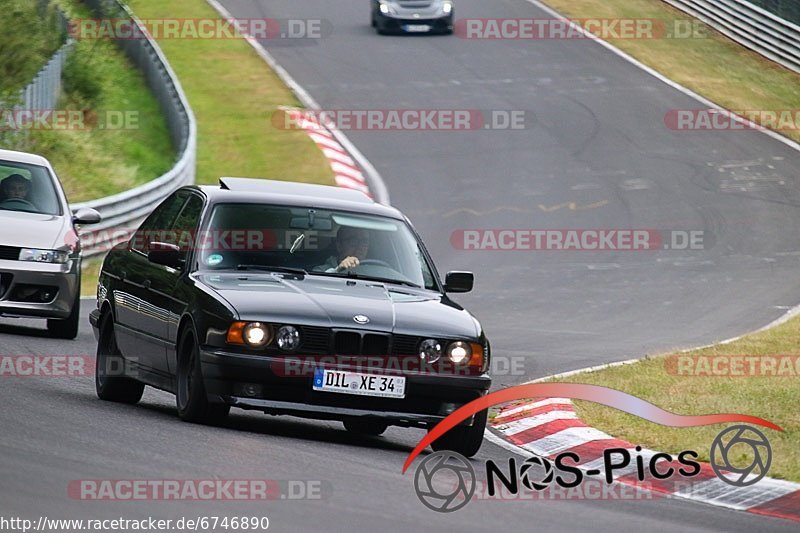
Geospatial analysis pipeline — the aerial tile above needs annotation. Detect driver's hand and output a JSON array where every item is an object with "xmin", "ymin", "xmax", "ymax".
[{"xmin": 336, "ymin": 256, "xmax": 360, "ymax": 271}]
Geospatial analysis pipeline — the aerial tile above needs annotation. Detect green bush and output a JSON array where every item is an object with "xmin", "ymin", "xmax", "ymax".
[
  {"xmin": 62, "ymin": 44, "xmax": 103, "ymax": 105},
  {"xmin": 0, "ymin": 0, "xmax": 64, "ymax": 98}
]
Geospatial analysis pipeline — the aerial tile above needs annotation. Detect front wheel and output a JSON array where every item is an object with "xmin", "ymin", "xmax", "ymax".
[
  {"xmin": 95, "ymin": 313, "xmax": 144, "ymax": 404},
  {"xmin": 176, "ymin": 327, "xmax": 229, "ymax": 424},
  {"xmin": 430, "ymin": 408, "xmax": 487, "ymax": 458}
]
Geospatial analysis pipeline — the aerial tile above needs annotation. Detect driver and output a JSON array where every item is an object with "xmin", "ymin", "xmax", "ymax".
[
  {"xmin": 314, "ymin": 226, "xmax": 370, "ymax": 273},
  {"xmin": 0, "ymin": 174, "xmax": 31, "ymax": 201}
]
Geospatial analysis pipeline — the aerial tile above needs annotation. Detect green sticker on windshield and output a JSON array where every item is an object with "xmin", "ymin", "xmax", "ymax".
[{"xmin": 207, "ymin": 254, "xmax": 223, "ymax": 266}]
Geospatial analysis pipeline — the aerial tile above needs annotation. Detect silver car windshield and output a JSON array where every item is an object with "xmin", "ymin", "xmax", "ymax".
[
  {"xmin": 0, "ymin": 161, "xmax": 62, "ymax": 216},
  {"xmin": 197, "ymin": 203, "xmax": 437, "ymax": 290}
]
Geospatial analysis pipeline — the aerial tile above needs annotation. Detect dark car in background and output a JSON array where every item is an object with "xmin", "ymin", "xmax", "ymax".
[
  {"xmin": 91, "ymin": 178, "xmax": 490, "ymax": 456},
  {"xmin": 0, "ymin": 148, "xmax": 101, "ymax": 339},
  {"xmin": 371, "ymin": 0, "xmax": 455, "ymax": 34}
]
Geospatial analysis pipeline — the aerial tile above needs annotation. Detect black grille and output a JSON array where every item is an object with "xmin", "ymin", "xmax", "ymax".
[
  {"xmin": 392, "ymin": 335, "xmax": 420, "ymax": 356},
  {"xmin": 363, "ymin": 334, "xmax": 389, "ymax": 356},
  {"xmin": 0, "ymin": 246, "xmax": 20, "ymax": 261},
  {"xmin": 299, "ymin": 326, "xmax": 330, "ymax": 354},
  {"xmin": 0, "ymin": 273, "xmax": 11, "ymax": 298},
  {"xmin": 334, "ymin": 331, "xmax": 361, "ymax": 355}
]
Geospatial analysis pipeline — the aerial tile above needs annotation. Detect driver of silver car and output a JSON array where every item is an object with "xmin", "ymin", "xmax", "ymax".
[
  {"xmin": 0, "ymin": 174, "xmax": 31, "ymax": 202},
  {"xmin": 314, "ymin": 226, "xmax": 370, "ymax": 273}
]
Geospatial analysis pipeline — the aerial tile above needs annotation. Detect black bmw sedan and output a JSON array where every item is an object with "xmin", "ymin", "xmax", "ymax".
[{"xmin": 90, "ymin": 178, "xmax": 490, "ymax": 456}]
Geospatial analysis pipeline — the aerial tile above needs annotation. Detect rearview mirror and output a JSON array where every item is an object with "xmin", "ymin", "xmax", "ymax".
[
  {"xmin": 72, "ymin": 207, "xmax": 102, "ymax": 225},
  {"xmin": 444, "ymin": 271, "xmax": 474, "ymax": 293},
  {"xmin": 148, "ymin": 242, "xmax": 183, "ymax": 269}
]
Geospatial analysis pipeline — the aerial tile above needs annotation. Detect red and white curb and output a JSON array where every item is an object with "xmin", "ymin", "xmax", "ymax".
[
  {"xmin": 489, "ymin": 398, "xmax": 800, "ymax": 522},
  {"xmin": 279, "ymin": 107, "xmax": 371, "ymax": 197}
]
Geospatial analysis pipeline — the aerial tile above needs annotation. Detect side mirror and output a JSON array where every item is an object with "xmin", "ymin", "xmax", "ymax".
[
  {"xmin": 72, "ymin": 207, "xmax": 102, "ymax": 225},
  {"xmin": 148, "ymin": 242, "xmax": 183, "ymax": 269},
  {"xmin": 444, "ymin": 271, "xmax": 474, "ymax": 293}
]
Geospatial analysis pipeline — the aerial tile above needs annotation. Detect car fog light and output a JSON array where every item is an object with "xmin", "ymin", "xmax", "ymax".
[
  {"xmin": 276, "ymin": 325, "xmax": 301, "ymax": 351},
  {"xmin": 440, "ymin": 402, "xmax": 459, "ymax": 415},
  {"xmin": 419, "ymin": 338, "xmax": 442, "ymax": 363}
]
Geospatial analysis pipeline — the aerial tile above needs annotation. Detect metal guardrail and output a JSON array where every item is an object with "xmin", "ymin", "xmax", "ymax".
[
  {"xmin": 662, "ymin": 0, "xmax": 800, "ymax": 74},
  {"xmin": 70, "ymin": 0, "xmax": 197, "ymax": 256}
]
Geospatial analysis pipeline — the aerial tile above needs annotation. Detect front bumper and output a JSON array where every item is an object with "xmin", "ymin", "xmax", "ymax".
[
  {"xmin": 375, "ymin": 12, "xmax": 454, "ymax": 33},
  {"xmin": 0, "ymin": 258, "xmax": 79, "ymax": 319},
  {"xmin": 200, "ymin": 347, "xmax": 491, "ymax": 428}
]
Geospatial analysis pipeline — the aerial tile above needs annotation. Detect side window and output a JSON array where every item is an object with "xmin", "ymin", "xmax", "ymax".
[
  {"xmin": 130, "ymin": 191, "xmax": 188, "ymax": 254},
  {"xmin": 164, "ymin": 194, "xmax": 204, "ymax": 258}
]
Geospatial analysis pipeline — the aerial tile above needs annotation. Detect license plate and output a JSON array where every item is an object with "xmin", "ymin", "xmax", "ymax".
[
  {"xmin": 403, "ymin": 24, "xmax": 431, "ymax": 32},
  {"xmin": 313, "ymin": 369, "xmax": 406, "ymax": 399}
]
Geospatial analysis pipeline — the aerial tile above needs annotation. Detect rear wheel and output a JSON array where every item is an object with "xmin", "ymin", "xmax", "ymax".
[
  {"xmin": 343, "ymin": 419, "xmax": 388, "ymax": 436},
  {"xmin": 95, "ymin": 313, "xmax": 145, "ymax": 404},
  {"xmin": 47, "ymin": 286, "xmax": 80, "ymax": 339},
  {"xmin": 176, "ymin": 327, "xmax": 229, "ymax": 424},
  {"xmin": 430, "ymin": 408, "xmax": 487, "ymax": 458}
]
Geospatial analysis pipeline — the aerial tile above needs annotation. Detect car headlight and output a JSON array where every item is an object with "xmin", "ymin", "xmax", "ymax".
[
  {"xmin": 243, "ymin": 322, "xmax": 271, "ymax": 348},
  {"xmin": 276, "ymin": 325, "xmax": 301, "ymax": 351},
  {"xmin": 446, "ymin": 341, "xmax": 485, "ymax": 368},
  {"xmin": 226, "ymin": 321, "xmax": 273, "ymax": 348},
  {"xmin": 379, "ymin": 1, "xmax": 395, "ymax": 14},
  {"xmin": 18, "ymin": 248, "xmax": 70, "ymax": 264},
  {"xmin": 442, "ymin": 2, "xmax": 453, "ymax": 14},
  {"xmin": 419, "ymin": 338, "xmax": 442, "ymax": 363}
]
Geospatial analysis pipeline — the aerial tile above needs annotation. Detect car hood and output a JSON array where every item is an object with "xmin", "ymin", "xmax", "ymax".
[
  {"xmin": 196, "ymin": 272, "xmax": 479, "ymax": 339},
  {"xmin": 0, "ymin": 211, "xmax": 69, "ymax": 249}
]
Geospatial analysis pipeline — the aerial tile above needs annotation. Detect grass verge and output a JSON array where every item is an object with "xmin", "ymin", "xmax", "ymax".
[
  {"xmin": 542, "ymin": 0, "xmax": 800, "ymax": 142},
  {"xmin": 124, "ymin": 0, "xmax": 335, "ymax": 186},
  {"xmin": 2, "ymin": 0, "xmax": 174, "ymax": 202},
  {"xmin": 549, "ymin": 317, "xmax": 800, "ymax": 481}
]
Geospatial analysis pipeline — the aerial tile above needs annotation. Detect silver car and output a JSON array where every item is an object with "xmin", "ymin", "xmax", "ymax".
[
  {"xmin": 0, "ymin": 149, "xmax": 101, "ymax": 339},
  {"xmin": 371, "ymin": 0, "xmax": 454, "ymax": 34}
]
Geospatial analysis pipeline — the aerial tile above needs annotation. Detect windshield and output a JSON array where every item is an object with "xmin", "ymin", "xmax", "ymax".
[
  {"xmin": 197, "ymin": 203, "xmax": 438, "ymax": 290},
  {"xmin": 0, "ymin": 160, "xmax": 62, "ymax": 216}
]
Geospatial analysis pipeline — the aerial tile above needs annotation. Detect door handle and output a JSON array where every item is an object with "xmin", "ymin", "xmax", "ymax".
[
  {"xmin": 120, "ymin": 271, "xmax": 127, "ymax": 281},
  {"xmin": 143, "ymin": 280, "xmax": 151, "ymax": 289}
]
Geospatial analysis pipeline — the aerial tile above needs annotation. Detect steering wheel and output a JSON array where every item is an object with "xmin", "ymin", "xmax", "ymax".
[
  {"xmin": 0, "ymin": 198, "xmax": 36, "ymax": 210},
  {"xmin": 356, "ymin": 259, "xmax": 394, "ymax": 269}
]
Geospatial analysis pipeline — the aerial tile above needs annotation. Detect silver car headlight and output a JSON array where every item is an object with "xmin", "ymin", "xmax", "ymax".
[
  {"xmin": 276, "ymin": 325, "xmax": 301, "ymax": 351},
  {"xmin": 442, "ymin": 1, "xmax": 453, "ymax": 14},
  {"xmin": 18, "ymin": 248, "xmax": 70, "ymax": 264},
  {"xmin": 419, "ymin": 338, "xmax": 442, "ymax": 363},
  {"xmin": 379, "ymin": 1, "xmax": 395, "ymax": 15}
]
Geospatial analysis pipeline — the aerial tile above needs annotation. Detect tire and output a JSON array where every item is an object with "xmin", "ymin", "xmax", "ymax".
[
  {"xmin": 47, "ymin": 286, "xmax": 80, "ymax": 340},
  {"xmin": 343, "ymin": 418, "xmax": 388, "ymax": 436},
  {"xmin": 95, "ymin": 313, "xmax": 145, "ymax": 404},
  {"xmin": 176, "ymin": 327, "xmax": 229, "ymax": 425},
  {"xmin": 430, "ymin": 408, "xmax": 487, "ymax": 458}
]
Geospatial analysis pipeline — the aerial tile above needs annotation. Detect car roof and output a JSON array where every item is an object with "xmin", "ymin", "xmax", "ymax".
[
  {"xmin": 196, "ymin": 178, "xmax": 405, "ymax": 220},
  {"xmin": 0, "ymin": 148, "xmax": 51, "ymax": 167}
]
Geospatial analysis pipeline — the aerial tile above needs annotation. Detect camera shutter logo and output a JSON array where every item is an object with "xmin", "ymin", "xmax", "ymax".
[
  {"xmin": 414, "ymin": 451, "xmax": 475, "ymax": 513},
  {"xmin": 710, "ymin": 425, "xmax": 772, "ymax": 487},
  {"xmin": 520, "ymin": 456, "xmax": 555, "ymax": 491}
]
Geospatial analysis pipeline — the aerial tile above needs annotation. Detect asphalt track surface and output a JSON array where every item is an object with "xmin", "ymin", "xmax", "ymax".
[{"xmin": 2, "ymin": 0, "xmax": 800, "ymax": 531}]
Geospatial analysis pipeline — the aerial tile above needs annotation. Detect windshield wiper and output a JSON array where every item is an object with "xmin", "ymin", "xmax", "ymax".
[
  {"xmin": 312, "ymin": 271, "xmax": 421, "ymax": 288},
  {"xmin": 235, "ymin": 265, "xmax": 307, "ymax": 276}
]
